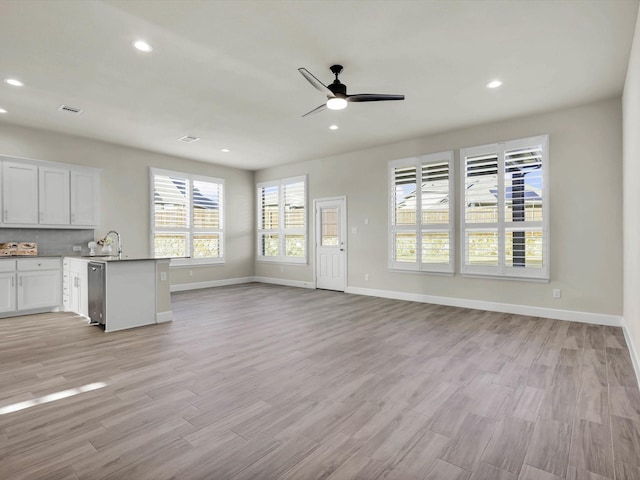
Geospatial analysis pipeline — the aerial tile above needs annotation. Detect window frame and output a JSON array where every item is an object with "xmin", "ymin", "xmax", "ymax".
[
  {"xmin": 256, "ymin": 175, "xmax": 307, "ymax": 264},
  {"xmin": 389, "ymin": 150, "xmax": 455, "ymax": 274},
  {"xmin": 460, "ymin": 134, "xmax": 549, "ymax": 280},
  {"xmin": 150, "ymin": 167, "xmax": 225, "ymax": 267}
]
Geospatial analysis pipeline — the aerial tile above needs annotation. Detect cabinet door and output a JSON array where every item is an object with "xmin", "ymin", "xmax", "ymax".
[
  {"xmin": 0, "ymin": 273, "xmax": 17, "ymax": 313},
  {"xmin": 17, "ymin": 270, "xmax": 61, "ymax": 310},
  {"xmin": 71, "ymin": 171, "xmax": 99, "ymax": 226},
  {"xmin": 77, "ymin": 272, "xmax": 88, "ymax": 317},
  {"xmin": 2, "ymin": 162, "xmax": 38, "ymax": 224},
  {"xmin": 39, "ymin": 166, "xmax": 71, "ymax": 225}
]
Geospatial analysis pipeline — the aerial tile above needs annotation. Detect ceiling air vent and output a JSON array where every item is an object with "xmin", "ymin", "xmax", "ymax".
[
  {"xmin": 178, "ymin": 135, "xmax": 200, "ymax": 143},
  {"xmin": 57, "ymin": 104, "xmax": 83, "ymax": 115}
]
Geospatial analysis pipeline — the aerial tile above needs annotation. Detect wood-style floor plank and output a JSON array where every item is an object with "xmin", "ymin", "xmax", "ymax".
[{"xmin": 0, "ymin": 284, "xmax": 638, "ymax": 479}]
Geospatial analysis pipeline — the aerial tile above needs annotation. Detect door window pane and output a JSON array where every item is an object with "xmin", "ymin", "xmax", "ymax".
[{"xmin": 321, "ymin": 208, "xmax": 339, "ymax": 246}]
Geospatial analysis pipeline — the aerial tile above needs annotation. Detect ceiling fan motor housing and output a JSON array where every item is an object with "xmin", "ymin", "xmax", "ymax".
[{"xmin": 329, "ymin": 81, "xmax": 347, "ymax": 97}]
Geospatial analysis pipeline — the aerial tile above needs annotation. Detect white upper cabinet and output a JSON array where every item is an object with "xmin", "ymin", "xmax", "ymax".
[
  {"xmin": 39, "ymin": 166, "xmax": 71, "ymax": 225},
  {"xmin": 2, "ymin": 161, "xmax": 38, "ymax": 224},
  {"xmin": 0, "ymin": 156, "xmax": 99, "ymax": 229},
  {"xmin": 71, "ymin": 170, "xmax": 99, "ymax": 226}
]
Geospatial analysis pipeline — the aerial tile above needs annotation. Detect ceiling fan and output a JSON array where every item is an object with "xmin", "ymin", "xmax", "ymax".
[{"xmin": 298, "ymin": 64, "xmax": 405, "ymax": 117}]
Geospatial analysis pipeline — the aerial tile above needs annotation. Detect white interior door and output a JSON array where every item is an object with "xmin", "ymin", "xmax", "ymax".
[{"xmin": 315, "ymin": 197, "xmax": 346, "ymax": 291}]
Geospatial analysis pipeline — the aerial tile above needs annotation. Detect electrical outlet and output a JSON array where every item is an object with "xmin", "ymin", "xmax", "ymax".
[
  {"xmin": 553, "ymin": 288, "xmax": 561, "ymax": 299},
  {"xmin": 364, "ymin": 273, "xmax": 369, "ymax": 281},
  {"xmin": 72, "ymin": 245, "xmax": 82, "ymax": 252},
  {"xmin": 160, "ymin": 271, "xmax": 167, "ymax": 281},
  {"xmin": 188, "ymin": 270, "xmax": 193, "ymax": 277},
  {"xmin": 352, "ymin": 227, "xmax": 358, "ymax": 235}
]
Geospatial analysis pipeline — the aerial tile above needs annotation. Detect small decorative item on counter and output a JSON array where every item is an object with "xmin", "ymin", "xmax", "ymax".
[
  {"xmin": 88, "ymin": 241, "xmax": 97, "ymax": 256},
  {"xmin": 0, "ymin": 242, "xmax": 18, "ymax": 256},
  {"xmin": 16, "ymin": 242, "xmax": 37, "ymax": 256},
  {"xmin": 97, "ymin": 236, "xmax": 113, "ymax": 255}
]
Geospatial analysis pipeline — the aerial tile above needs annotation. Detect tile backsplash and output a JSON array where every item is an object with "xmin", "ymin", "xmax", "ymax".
[{"xmin": 0, "ymin": 228, "xmax": 95, "ymax": 256}]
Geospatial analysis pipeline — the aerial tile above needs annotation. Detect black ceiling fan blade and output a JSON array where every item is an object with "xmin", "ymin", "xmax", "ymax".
[
  {"xmin": 301, "ymin": 103, "xmax": 327, "ymax": 117},
  {"xmin": 347, "ymin": 94, "xmax": 405, "ymax": 102},
  {"xmin": 298, "ymin": 68, "xmax": 334, "ymax": 97}
]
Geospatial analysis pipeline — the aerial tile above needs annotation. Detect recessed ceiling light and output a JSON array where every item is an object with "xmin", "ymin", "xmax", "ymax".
[
  {"xmin": 0, "ymin": 108, "xmax": 7, "ymax": 114},
  {"xmin": 4, "ymin": 78, "xmax": 24, "ymax": 87},
  {"xmin": 221, "ymin": 148, "xmax": 230, "ymax": 153},
  {"xmin": 486, "ymin": 80, "xmax": 503, "ymax": 89},
  {"xmin": 329, "ymin": 125, "xmax": 339, "ymax": 130},
  {"xmin": 133, "ymin": 40, "xmax": 153, "ymax": 53},
  {"xmin": 178, "ymin": 135, "xmax": 199, "ymax": 143}
]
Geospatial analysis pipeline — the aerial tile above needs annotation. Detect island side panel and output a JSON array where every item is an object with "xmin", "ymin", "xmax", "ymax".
[
  {"xmin": 104, "ymin": 260, "xmax": 156, "ymax": 332},
  {"xmin": 155, "ymin": 259, "xmax": 172, "ymax": 323}
]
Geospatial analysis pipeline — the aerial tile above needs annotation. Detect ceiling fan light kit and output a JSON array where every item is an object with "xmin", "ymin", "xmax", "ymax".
[
  {"xmin": 298, "ymin": 64, "xmax": 404, "ymax": 117},
  {"xmin": 326, "ymin": 97, "xmax": 348, "ymax": 110}
]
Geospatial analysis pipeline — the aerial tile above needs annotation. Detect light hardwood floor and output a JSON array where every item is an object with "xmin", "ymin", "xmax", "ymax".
[{"xmin": 1, "ymin": 283, "xmax": 640, "ymax": 480}]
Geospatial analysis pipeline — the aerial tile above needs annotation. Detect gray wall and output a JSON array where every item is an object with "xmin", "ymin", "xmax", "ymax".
[
  {"xmin": 0, "ymin": 124, "xmax": 255, "ymax": 286},
  {"xmin": 256, "ymin": 97, "xmax": 623, "ymax": 316},
  {"xmin": 0, "ymin": 96, "xmax": 625, "ymax": 318}
]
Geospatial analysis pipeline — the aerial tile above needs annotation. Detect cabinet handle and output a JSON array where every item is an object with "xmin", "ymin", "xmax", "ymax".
[
  {"xmin": 11, "ymin": 276, "xmax": 14, "ymax": 287},
  {"xmin": 3, "ymin": 210, "xmax": 7, "ymax": 222},
  {"xmin": 71, "ymin": 213, "xmax": 75, "ymax": 223}
]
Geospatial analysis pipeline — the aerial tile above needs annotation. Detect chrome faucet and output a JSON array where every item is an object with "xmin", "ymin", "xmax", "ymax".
[{"xmin": 105, "ymin": 230, "xmax": 122, "ymax": 259}]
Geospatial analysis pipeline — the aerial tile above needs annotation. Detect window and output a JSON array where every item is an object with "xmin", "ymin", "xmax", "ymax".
[
  {"xmin": 151, "ymin": 168, "xmax": 224, "ymax": 265},
  {"xmin": 257, "ymin": 176, "xmax": 306, "ymax": 263},
  {"xmin": 461, "ymin": 135, "xmax": 549, "ymax": 279},
  {"xmin": 389, "ymin": 151, "xmax": 454, "ymax": 273}
]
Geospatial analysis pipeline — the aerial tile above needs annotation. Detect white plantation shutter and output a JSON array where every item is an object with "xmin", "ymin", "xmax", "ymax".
[
  {"xmin": 154, "ymin": 175, "xmax": 189, "ymax": 229},
  {"xmin": 257, "ymin": 176, "xmax": 307, "ymax": 263},
  {"xmin": 151, "ymin": 168, "xmax": 224, "ymax": 265},
  {"xmin": 461, "ymin": 135, "xmax": 549, "ymax": 279},
  {"xmin": 389, "ymin": 151, "xmax": 454, "ymax": 273}
]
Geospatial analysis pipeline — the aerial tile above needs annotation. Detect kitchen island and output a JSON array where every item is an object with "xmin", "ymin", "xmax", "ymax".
[{"xmin": 80, "ymin": 256, "xmax": 172, "ymax": 332}]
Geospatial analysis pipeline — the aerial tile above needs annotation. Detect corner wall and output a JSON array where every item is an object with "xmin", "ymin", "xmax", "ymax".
[
  {"xmin": 0, "ymin": 124, "xmax": 255, "ymax": 286},
  {"xmin": 623, "ymin": 8, "xmax": 640, "ymax": 380},
  {"xmin": 256, "ymin": 98, "xmax": 623, "ymax": 320}
]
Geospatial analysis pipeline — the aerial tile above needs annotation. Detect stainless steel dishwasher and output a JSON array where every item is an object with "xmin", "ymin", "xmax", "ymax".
[{"xmin": 88, "ymin": 262, "xmax": 106, "ymax": 326}]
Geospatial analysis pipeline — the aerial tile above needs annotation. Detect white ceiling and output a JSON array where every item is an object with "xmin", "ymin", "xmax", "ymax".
[{"xmin": 0, "ymin": 0, "xmax": 638, "ymax": 170}]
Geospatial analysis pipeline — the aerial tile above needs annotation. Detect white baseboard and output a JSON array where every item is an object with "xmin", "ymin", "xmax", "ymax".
[
  {"xmin": 170, "ymin": 276, "xmax": 622, "ymax": 327},
  {"xmin": 170, "ymin": 276, "xmax": 254, "ymax": 292},
  {"xmin": 345, "ymin": 286, "xmax": 623, "ymax": 327},
  {"xmin": 156, "ymin": 311, "xmax": 173, "ymax": 323},
  {"xmin": 622, "ymin": 321, "xmax": 640, "ymax": 389},
  {"xmin": 253, "ymin": 276, "xmax": 315, "ymax": 289}
]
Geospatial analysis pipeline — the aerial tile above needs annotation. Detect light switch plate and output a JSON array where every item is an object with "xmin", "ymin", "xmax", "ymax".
[{"xmin": 72, "ymin": 245, "xmax": 82, "ymax": 252}]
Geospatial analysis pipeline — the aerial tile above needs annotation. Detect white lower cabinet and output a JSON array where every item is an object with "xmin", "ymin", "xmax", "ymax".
[
  {"xmin": 63, "ymin": 258, "xmax": 88, "ymax": 318},
  {"xmin": 17, "ymin": 270, "xmax": 61, "ymax": 310},
  {"xmin": 0, "ymin": 258, "xmax": 61, "ymax": 316},
  {"xmin": 0, "ymin": 272, "xmax": 16, "ymax": 313}
]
